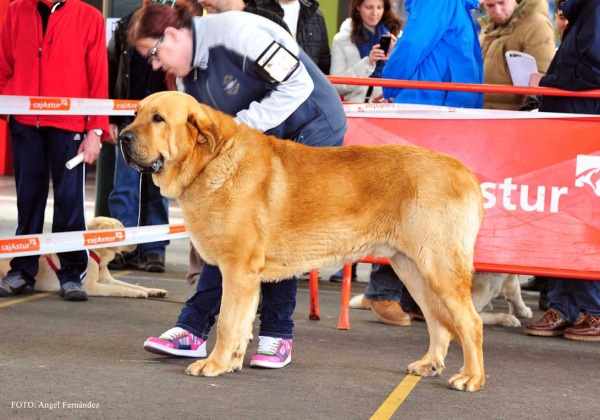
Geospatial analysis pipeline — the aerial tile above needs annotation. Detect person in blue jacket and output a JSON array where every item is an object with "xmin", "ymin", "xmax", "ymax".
[
  {"xmin": 128, "ymin": 1, "xmax": 347, "ymax": 368},
  {"xmin": 381, "ymin": 0, "xmax": 483, "ymax": 108}
]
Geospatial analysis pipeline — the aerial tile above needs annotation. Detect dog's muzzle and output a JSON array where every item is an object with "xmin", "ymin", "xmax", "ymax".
[{"xmin": 119, "ymin": 131, "xmax": 164, "ymax": 174}]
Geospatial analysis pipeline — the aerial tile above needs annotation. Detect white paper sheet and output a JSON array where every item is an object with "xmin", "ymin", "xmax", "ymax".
[{"xmin": 505, "ymin": 51, "xmax": 538, "ymax": 86}]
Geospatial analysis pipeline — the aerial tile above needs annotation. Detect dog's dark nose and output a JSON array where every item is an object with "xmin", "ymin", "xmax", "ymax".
[{"xmin": 119, "ymin": 131, "xmax": 136, "ymax": 144}]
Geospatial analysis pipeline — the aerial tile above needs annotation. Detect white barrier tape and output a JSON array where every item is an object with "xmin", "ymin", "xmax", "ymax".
[
  {"xmin": 3, "ymin": 95, "xmax": 600, "ymax": 121},
  {"xmin": 343, "ymin": 103, "xmax": 600, "ymax": 120},
  {"xmin": 0, "ymin": 224, "xmax": 189, "ymax": 259},
  {"xmin": 0, "ymin": 95, "xmax": 136, "ymax": 116}
]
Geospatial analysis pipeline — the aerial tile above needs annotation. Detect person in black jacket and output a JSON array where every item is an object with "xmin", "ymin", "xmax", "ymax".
[
  {"xmin": 253, "ymin": 0, "xmax": 331, "ymax": 74},
  {"xmin": 526, "ymin": 0, "xmax": 600, "ymax": 342}
]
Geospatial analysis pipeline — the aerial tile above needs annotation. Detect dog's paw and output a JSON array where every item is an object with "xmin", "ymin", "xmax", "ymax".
[
  {"xmin": 515, "ymin": 306, "xmax": 533, "ymax": 319},
  {"xmin": 132, "ymin": 290, "xmax": 149, "ymax": 298},
  {"xmin": 147, "ymin": 288, "xmax": 168, "ymax": 298},
  {"xmin": 448, "ymin": 373, "xmax": 485, "ymax": 392},
  {"xmin": 407, "ymin": 360, "xmax": 445, "ymax": 377},
  {"xmin": 185, "ymin": 359, "xmax": 230, "ymax": 377},
  {"xmin": 501, "ymin": 314, "xmax": 521, "ymax": 327}
]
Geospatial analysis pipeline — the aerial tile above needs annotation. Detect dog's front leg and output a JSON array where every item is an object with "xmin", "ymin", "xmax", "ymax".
[
  {"xmin": 186, "ymin": 266, "xmax": 261, "ymax": 377},
  {"xmin": 502, "ymin": 274, "xmax": 532, "ymax": 319}
]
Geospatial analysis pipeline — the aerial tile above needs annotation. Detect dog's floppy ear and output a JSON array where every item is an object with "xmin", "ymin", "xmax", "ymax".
[{"xmin": 187, "ymin": 106, "xmax": 218, "ymax": 154}]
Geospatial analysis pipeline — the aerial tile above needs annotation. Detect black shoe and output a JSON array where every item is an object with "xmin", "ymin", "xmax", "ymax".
[
  {"xmin": 107, "ymin": 251, "xmax": 141, "ymax": 270},
  {"xmin": 329, "ymin": 264, "xmax": 358, "ymax": 283},
  {"xmin": 520, "ymin": 277, "xmax": 539, "ymax": 292},
  {"xmin": 60, "ymin": 281, "xmax": 88, "ymax": 302},
  {"xmin": 145, "ymin": 253, "xmax": 165, "ymax": 273}
]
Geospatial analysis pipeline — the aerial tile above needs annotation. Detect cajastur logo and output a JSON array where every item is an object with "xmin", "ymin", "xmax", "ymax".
[
  {"xmin": 0, "ymin": 238, "xmax": 40, "ymax": 253},
  {"xmin": 113, "ymin": 100, "xmax": 138, "ymax": 111},
  {"xmin": 574, "ymin": 155, "xmax": 600, "ymax": 197},
  {"xmin": 29, "ymin": 98, "xmax": 71, "ymax": 111},
  {"xmin": 83, "ymin": 230, "xmax": 125, "ymax": 246}
]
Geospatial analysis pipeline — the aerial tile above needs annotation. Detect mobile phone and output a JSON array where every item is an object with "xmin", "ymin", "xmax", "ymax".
[{"xmin": 379, "ymin": 35, "xmax": 391, "ymax": 55}]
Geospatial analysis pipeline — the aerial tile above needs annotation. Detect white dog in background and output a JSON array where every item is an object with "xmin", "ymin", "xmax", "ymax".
[
  {"xmin": 351, "ymin": 272, "xmax": 533, "ymax": 327},
  {"xmin": 0, "ymin": 217, "xmax": 168, "ymax": 299}
]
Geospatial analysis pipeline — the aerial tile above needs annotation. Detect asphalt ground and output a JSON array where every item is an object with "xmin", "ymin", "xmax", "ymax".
[{"xmin": 1, "ymin": 173, "xmax": 599, "ymax": 419}]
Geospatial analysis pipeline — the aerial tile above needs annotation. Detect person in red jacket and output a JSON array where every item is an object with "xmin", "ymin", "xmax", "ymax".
[{"xmin": 0, "ymin": 0, "xmax": 109, "ymax": 301}]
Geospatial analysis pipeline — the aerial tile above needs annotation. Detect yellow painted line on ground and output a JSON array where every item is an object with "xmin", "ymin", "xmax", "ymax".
[
  {"xmin": 0, "ymin": 292, "xmax": 56, "ymax": 308},
  {"xmin": 370, "ymin": 374, "xmax": 421, "ymax": 420}
]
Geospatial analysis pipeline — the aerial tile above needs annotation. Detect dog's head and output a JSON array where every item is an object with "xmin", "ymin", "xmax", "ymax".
[{"xmin": 119, "ymin": 91, "xmax": 222, "ymax": 198}]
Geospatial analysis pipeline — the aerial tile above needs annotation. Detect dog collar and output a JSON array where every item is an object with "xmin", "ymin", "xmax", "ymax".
[
  {"xmin": 44, "ymin": 254, "xmax": 59, "ymax": 272},
  {"xmin": 89, "ymin": 250, "xmax": 101, "ymax": 267}
]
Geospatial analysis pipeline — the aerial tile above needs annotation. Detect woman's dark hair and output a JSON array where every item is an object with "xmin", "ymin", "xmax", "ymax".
[
  {"xmin": 128, "ymin": 2, "xmax": 198, "ymax": 44},
  {"xmin": 349, "ymin": 0, "xmax": 403, "ymax": 44}
]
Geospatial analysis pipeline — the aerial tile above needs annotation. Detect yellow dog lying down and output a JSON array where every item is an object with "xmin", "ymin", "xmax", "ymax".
[
  {"xmin": 120, "ymin": 91, "xmax": 485, "ymax": 391},
  {"xmin": 0, "ymin": 217, "xmax": 167, "ymax": 299}
]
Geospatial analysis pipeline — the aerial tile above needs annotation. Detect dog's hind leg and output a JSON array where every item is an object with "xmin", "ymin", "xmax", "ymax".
[
  {"xmin": 389, "ymin": 254, "xmax": 452, "ymax": 378},
  {"xmin": 421, "ymin": 255, "xmax": 485, "ymax": 392},
  {"xmin": 186, "ymin": 264, "xmax": 262, "ymax": 377}
]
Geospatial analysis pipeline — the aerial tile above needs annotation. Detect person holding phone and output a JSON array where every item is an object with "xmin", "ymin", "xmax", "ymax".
[{"xmin": 330, "ymin": 0, "xmax": 403, "ymax": 103}]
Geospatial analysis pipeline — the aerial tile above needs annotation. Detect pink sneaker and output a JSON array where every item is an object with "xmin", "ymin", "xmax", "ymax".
[
  {"xmin": 250, "ymin": 336, "xmax": 292, "ymax": 368},
  {"xmin": 143, "ymin": 327, "xmax": 207, "ymax": 358}
]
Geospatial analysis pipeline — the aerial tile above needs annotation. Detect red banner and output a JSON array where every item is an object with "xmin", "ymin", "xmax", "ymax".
[{"xmin": 344, "ymin": 109, "xmax": 600, "ymax": 279}]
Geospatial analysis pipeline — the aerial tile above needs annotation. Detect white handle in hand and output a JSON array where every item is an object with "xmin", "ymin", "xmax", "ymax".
[
  {"xmin": 65, "ymin": 143, "xmax": 102, "ymax": 170},
  {"xmin": 65, "ymin": 152, "xmax": 84, "ymax": 170}
]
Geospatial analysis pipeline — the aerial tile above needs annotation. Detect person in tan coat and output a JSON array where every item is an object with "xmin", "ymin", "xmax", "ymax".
[{"xmin": 479, "ymin": 0, "xmax": 556, "ymax": 110}]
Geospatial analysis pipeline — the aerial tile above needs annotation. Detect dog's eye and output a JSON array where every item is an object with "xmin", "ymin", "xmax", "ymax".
[{"xmin": 153, "ymin": 114, "xmax": 164, "ymax": 123}]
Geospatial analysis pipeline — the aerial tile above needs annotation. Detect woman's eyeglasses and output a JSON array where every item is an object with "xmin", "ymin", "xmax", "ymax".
[{"xmin": 147, "ymin": 36, "xmax": 164, "ymax": 64}]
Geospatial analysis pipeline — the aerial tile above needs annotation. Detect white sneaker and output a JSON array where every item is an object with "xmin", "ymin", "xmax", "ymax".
[
  {"xmin": 250, "ymin": 336, "xmax": 292, "ymax": 368},
  {"xmin": 143, "ymin": 327, "xmax": 207, "ymax": 358}
]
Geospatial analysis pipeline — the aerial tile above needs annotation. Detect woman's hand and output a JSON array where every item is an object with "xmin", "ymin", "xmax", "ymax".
[
  {"xmin": 368, "ymin": 44, "xmax": 387, "ymax": 66},
  {"xmin": 529, "ymin": 72, "xmax": 544, "ymax": 87},
  {"xmin": 371, "ymin": 94, "xmax": 390, "ymax": 103},
  {"xmin": 369, "ymin": 33, "xmax": 399, "ymax": 66},
  {"xmin": 387, "ymin": 33, "xmax": 398, "ymax": 58}
]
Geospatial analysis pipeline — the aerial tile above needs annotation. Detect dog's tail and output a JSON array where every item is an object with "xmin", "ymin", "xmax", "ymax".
[{"xmin": 350, "ymin": 293, "xmax": 370, "ymax": 309}]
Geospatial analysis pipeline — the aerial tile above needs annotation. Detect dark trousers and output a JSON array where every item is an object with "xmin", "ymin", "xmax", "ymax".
[
  {"xmin": 176, "ymin": 264, "xmax": 297, "ymax": 339},
  {"xmin": 8, "ymin": 118, "xmax": 88, "ymax": 286}
]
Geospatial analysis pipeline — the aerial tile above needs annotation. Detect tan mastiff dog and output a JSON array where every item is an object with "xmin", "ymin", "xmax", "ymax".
[{"xmin": 120, "ymin": 91, "xmax": 485, "ymax": 392}]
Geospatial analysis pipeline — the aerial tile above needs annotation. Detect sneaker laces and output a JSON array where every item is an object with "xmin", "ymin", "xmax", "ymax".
[
  {"xmin": 256, "ymin": 336, "xmax": 281, "ymax": 355},
  {"xmin": 159, "ymin": 327, "xmax": 189, "ymax": 341}
]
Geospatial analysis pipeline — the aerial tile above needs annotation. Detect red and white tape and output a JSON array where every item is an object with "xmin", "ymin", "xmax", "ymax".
[
  {"xmin": 0, "ymin": 224, "xmax": 189, "ymax": 259},
  {"xmin": 3, "ymin": 95, "xmax": 600, "ymax": 120},
  {"xmin": 0, "ymin": 95, "xmax": 137, "ymax": 116}
]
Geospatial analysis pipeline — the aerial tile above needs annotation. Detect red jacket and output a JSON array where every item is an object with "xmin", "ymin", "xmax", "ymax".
[{"xmin": 0, "ymin": 0, "xmax": 109, "ymax": 135}]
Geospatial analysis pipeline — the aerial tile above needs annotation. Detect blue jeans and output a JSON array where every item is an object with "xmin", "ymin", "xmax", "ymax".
[
  {"xmin": 365, "ymin": 264, "xmax": 420, "ymax": 313},
  {"xmin": 108, "ymin": 119, "xmax": 169, "ymax": 258},
  {"xmin": 548, "ymin": 278, "xmax": 600, "ymax": 323},
  {"xmin": 176, "ymin": 264, "xmax": 297, "ymax": 339},
  {"xmin": 8, "ymin": 118, "xmax": 88, "ymax": 286}
]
